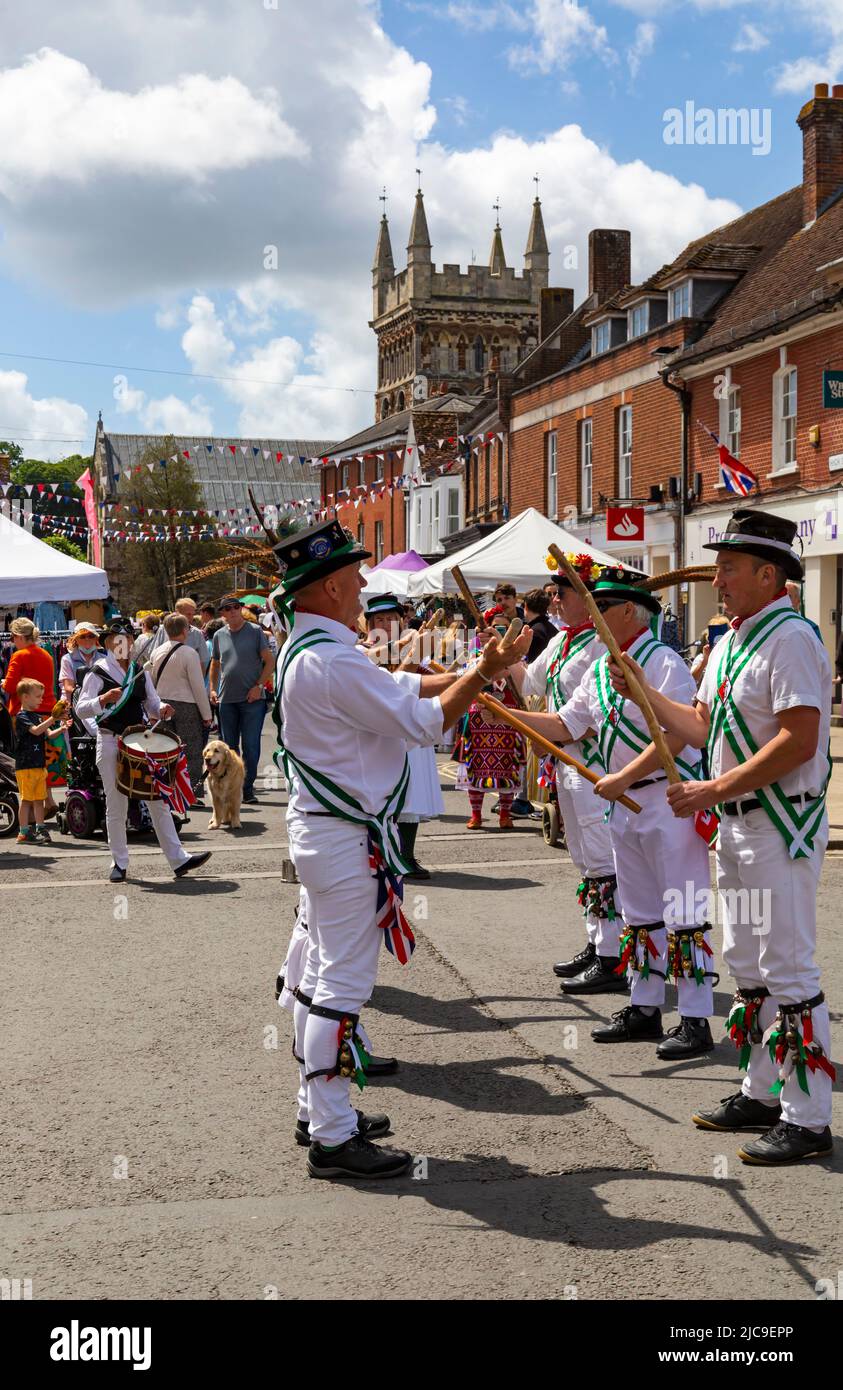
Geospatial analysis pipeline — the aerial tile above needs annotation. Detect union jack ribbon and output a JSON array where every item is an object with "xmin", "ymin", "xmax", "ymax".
[
  {"xmin": 537, "ymin": 755, "xmax": 556, "ymax": 790},
  {"xmin": 367, "ymin": 834, "xmax": 415, "ymax": 965},
  {"xmin": 144, "ymin": 749, "xmax": 196, "ymax": 817}
]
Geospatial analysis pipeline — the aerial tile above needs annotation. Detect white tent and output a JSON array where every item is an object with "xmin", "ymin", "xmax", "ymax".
[
  {"xmin": 360, "ymin": 565, "xmax": 420, "ymax": 598},
  {"xmin": 406, "ymin": 507, "xmax": 623, "ymax": 597},
  {"xmin": 0, "ymin": 512, "xmax": 109, "ymax": 604}
]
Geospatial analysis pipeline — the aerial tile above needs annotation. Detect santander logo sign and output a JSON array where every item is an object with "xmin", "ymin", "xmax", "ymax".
[{"xmin": 607, "ymin": 507, "xmax": 644, "ymax": 542}]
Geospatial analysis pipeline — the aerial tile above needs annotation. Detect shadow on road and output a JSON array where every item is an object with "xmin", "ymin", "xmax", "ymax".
[
  {"xmin": 134, "ymin": 877, "xmax": 241, "ymax": 896},
  {"xmin": 421, "ymin": 872, "xmax": 541, "ymax": 891}
]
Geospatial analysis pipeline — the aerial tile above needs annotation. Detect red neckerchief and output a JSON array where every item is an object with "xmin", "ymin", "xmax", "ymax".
[
  {"xmin": 619, "ymin": 626, "xmax": 649, "ymax": 653},
  {"xmin": 558, "ymin": 619, "xmax": 593, "ymax": 663},
  {"xmin": 730, "ymin": 589, "xmax": 788, "ymax": 632}
]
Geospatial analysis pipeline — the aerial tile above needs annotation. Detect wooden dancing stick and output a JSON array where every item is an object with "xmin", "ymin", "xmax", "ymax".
[
  {"xmin": 449, "ymin": 564, "xmax": 525, "ymax": 709},
  {"xmin": 548, "ymin": 544, "xmax": 681, "ymax": 786},
  {"xmin": 426, "ymin": 652, "xmax": 641, "ymax": 814}
]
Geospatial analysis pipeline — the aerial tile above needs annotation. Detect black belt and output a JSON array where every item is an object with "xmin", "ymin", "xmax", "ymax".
[
  {"xmin": 629, "ymin": 775, "xmax": 667, "ymax": 791},
  {"xmin": 297, "ymin": 810, "xmax": 335, "ymax": 817},
  {"xmin": 722, "ymin": 792, "xmax": 816, "ymax": 816}
]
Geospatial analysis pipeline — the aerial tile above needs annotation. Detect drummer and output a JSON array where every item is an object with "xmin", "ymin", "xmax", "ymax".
[{"xmin": 76, "ymin": 618, "xmax": 211, "ymax": 883}]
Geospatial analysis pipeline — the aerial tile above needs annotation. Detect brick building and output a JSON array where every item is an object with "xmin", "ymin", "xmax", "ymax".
[{"xmin": 507, "ymin": 85, "xmax": 843, "ymax": 649}]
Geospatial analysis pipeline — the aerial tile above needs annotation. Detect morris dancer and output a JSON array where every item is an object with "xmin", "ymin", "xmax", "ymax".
[
  {"xmin": 510, "ymin": 554, "xmax": 623, "ymax": 994},
  {"xmin": 454, "ymin": 604, "xmax": 526, "ymax": 830},
  {"xmin": 271, "ymin": 520, "xmax": 530, "ymax": 1180},
  {"xmin": 76, "ymin": 618, "xmax": 211, "ymax": 883},
  {"xmin": 363, "ymin": 592, "xmax": 446, "ymax": 881},
  {"xmin": 499, "ymin": 568, "xmax": 717, "ymax": 1060},
  {"xmin": 614, "ymin": 510, "xmax": 834, "ymax": 1164}
]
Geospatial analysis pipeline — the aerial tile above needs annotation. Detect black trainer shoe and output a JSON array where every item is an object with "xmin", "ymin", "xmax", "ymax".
[
  {"xmin": 592, "ymin": 1005, "xmax": 664, "ymax": 1044},
  {"xmin": 510, "ymin": 797, "xmax": 533, "ymax": 817},
  {"xmin": 109, "ymin": 864, "xmax": 127, "ymax": 883},
  {"xmin": 295, "ymin": 1110, "xmax": 390, "ymax": 1147},
  {"xmin": 553, "ymin": 941, "xmax": 596, "ymax": 979},
  {"xmin": 692, "ymin": 1091, "xmax": 782, "ymax": 1132},
  {"xmin": 174, "ymin": 850, "xmax": 212, "ymax": 878},
  {"xmin": 560, "ymin": 955, "xmax": 628, "ymax": 995},
  {"xmin": 656, "ymin": 1017, "xmax": 715, "ymax": 1060},
  {"xmin": 365, "ymin": 1055, "xmax": 399, "ymax": 1078},
  {"xmin": 738, "ymin": 1121, "xmax": 834, "ymax": 1166},
  {"xmin": 307, "ymin": 1134, "xmax": 412, "ymax": 1180}
]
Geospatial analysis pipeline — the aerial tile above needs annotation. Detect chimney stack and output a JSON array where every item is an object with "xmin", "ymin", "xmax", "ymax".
[
  {"xmin": 588, "ymin": 229, "xmax": 631, "ymax": 303},
  {"xmin": 797, "ymin": 83, "xmax": 843, "ymax": 226},
  {"xmin": 539, "ymin": 287, "xmax": 574, "ymax": 342}
]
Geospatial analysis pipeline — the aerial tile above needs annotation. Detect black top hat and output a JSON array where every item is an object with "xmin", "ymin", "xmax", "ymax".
[
  {"xmin": 701, "ymin": 508, "xmax": 802, "ymax": 581},
  {"xmin": 272, "ymin": 519, "xmax": 371, "ymax": 596},
  {"xmin": 590, "ymin": 565, "xmax": 662, "ymax": 615}
]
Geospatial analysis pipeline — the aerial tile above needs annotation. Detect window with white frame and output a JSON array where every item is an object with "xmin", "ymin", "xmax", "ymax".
[
  {"xmin": 374, "ymin": 520, "xmax": 384, "ymax": 563},
  {"xmin": 773, "ymin": 366, "xmax": 797, "ymax": 471},
  {"xmin": 446, "ymin": 485, "xmax": 461, "ymax": 535},
  {"xmin": 546, "ymin": 430, "xmax": 558, "ymax": 519},
  {"xmin": 629, "ymin": 303, "xmax": 649, "ymax": 338},
  {"xmin": 669, "ymin": 281, "xmax": 692, "ymax": 321},
  {"xmin": 726, "ymin": 386, "xmax": 741, "ymax": 458},
  {"xmin": 618, "ymin": 406, "xmax": 632, "ymax": 498},
  {"xmin": 592, "ymin": 321, "xmax": 611, "ymax": 356},
  {"xmin": 580, "ymin": 418, "xmax": 593, "ymax": 514},
  {"xmin": 433, "ymin": 488, "xmax": 440, "ymax": 541}
]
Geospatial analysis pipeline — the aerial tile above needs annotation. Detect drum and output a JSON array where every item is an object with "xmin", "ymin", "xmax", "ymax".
[{"xmin": 115, "ymin": 724, "xmax": 182, "ymax": 801}]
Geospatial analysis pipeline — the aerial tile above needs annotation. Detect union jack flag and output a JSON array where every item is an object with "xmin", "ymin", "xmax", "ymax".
[
  {"xmin": 144, "ymin": 749, "xmax": 196, "ymax": 818},
  {"xmin": 367, "ymin": 835, "xmax": 415, "ymax": 965},
  {"xmin": 697, "ymin": 420, "xmax": 757, "ymax": 496}
]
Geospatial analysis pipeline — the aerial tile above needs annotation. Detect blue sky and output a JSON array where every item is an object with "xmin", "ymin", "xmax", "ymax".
[{"xmin": 0, "ymin": 0, "xmax": 838, "ymax": 460}]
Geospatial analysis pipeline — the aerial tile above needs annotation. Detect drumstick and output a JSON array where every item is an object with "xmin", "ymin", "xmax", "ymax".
[
  {"xmin": 548, "ymin": 544, "xmax": 681, "ymax": 786},
  {"xmin": 427, "ymin": 654, "xmax": 641, "ymax": 813}
]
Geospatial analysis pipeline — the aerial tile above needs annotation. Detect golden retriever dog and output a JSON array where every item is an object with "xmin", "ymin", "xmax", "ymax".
[{"xmin": 202, "ymin": 739, "xmax": 245, "ymax": 829}]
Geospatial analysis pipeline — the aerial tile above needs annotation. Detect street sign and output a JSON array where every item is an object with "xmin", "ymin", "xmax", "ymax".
[
  {"xmin": 822, "ymin": 369, "xmax": 843, "ymax": 408},
  {"xmin": 607, "ymin": 506, "xmax": 644, "ymax": 542}
]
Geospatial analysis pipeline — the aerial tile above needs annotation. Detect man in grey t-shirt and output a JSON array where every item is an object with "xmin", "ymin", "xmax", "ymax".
[{"xmin": 209, "ymin": 595, "xmax": 274, "ymax": 802}]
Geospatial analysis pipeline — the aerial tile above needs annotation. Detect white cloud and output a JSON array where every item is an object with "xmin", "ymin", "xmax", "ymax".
[
  {"xmin": 510, "ymin": 0, "xmax": 616, "ymax": 74},
  {"xmin": 628, "ymin": 21, "xmax": 657, "ymax": 78},
  {"xmin": 446, "ymin": 2, "xmax": 527, "ymax": 30},
  {"xmin": 733, "ymin": 23, "xmax": 769, "ymax": 52},
  {"xmin": 0, "ymin": 369, "xmax": 88, "ymax": 460},
  {"xmin": 141, "ymin": 394, "xmax": 215, "ymax": 435},
  {"xmin": 0, "ymin": 48, "xmax": 306, "ymax": 201},
  {"xmin": 773, "ymin": 0, "xmax": 843, "ymax": 91}
]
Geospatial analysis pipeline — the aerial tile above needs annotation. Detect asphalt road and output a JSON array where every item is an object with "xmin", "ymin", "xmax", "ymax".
[{"xmin": 1, "ymin": 730, "xmax": 841, "ymax": 1301}]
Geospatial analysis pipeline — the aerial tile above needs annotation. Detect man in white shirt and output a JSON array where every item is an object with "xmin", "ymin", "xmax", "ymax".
[
  {"xmin": 612, "ymin": 509, "xmax": 834, "ymax": 1165},
  {"xmin": 509, "ymin": 555, "xmax": 622, "ymax": 994},
  {"xmin": 271, "ymin": 520, "xmax": 531, "ymax": 1181},
  {"xmin": 502, "ymin": 568, "xmax": 717, "ymax": 1061},
  {"xmin": 77, "ymin": 619, "xmax": 211, "ymax": 883},
  {"xmin": 149, "ymin": 597, "xmax": 210, "ymax": 676}
]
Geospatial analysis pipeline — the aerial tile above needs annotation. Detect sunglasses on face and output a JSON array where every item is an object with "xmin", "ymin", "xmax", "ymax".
[{"xmin": 594, "ymin": 600, "xmax": 624, "ymax": 614}]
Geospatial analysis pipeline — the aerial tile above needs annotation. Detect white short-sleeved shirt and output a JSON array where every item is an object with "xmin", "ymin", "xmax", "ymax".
[
  {"xmin": 560, "ymin": 629, "xmax": 701, "ymax": 777},
  {"xmin": 279, "ymin": 612, "xmax": 444, "ymax": 818},
  {"xmin": 697, "ymin": 596, "xmax": 831, "ymax": 796}
]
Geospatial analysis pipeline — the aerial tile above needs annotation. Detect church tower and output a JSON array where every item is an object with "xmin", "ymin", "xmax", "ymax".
[{"xmin": 370, "ymin": 187, "xmax": 551, "ymax": 422}]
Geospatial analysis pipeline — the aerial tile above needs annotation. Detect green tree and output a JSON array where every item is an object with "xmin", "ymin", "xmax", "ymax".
[
  {"xmin": 42, "ymin": 534, "xmax": 87, "ymax": 564},
  {"xmin": 109, "ymin": 437, "xmax": 227, "ymax": 613},
  {"xmin": 0, "ymin": 440, "xmax": 24, "ymax": 468},
  {"xmin": 10, "ymin": 456, "xmax": 89, "ymax": 527}
]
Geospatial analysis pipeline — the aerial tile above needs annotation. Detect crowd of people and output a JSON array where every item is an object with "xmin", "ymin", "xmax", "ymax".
[{"xmin": 2, "ymin": 506, "xmax": 837, "ymax": 1182}]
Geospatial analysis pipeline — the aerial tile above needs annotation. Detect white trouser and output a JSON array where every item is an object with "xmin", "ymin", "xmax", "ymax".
[
  {"xmin": 277, "ymin": 886, "xmax": 310, "ymax": 1014},
  {"xmin": 717, "ymin": 807, "xmax": 831, "ymax": 1130},
  {"xmin": 557, "ymin": 761, "xmax": 617, "ymax": 953},
  {"xmin": 609, "ymin": 781, "xmax": 714, "ymax": 1018},
  {"xmin": 96, "ymin": 733, "xmax": 189, "ymax": 871},
  {"xmin": 288, "ymin": 815, "xmax": 381, "ymax": 1145}
]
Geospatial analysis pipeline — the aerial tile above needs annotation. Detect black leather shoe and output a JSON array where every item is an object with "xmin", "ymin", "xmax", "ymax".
[
  {"xmin": 560, "ymin": 955, "xmax": 627, "ymax": 995},
  {"xmin": 109, "ymin": 864, "xmax": 127, "ymax": 883},
  {"xmin": 656, "ymin": 1016, "xmax": 715, "ymax": 1060},
  {"xmin": 404, "ymin": 860, "xmax": 431, "ymax": 882},
  {"xmin": 307, "ymin": 1134, "xmax": 412, "ymax": 1180},
  {"xmin": 553, "ymin": 941, "xmax": 596, "ymax": 978},
  {"xmin": 365, "ymin": 1055, "xmax": 399, "ymax": 1077},
  {"xmin": 295, "ymin": 1110, "xmax": 390, "ymax": 1147},
  {"xmin": 174, "ymin": 850, "xmax": 212, "ymax": 878},
  {"xmin": 592, "ymin": 1005, "xmax": 664, "ymax": 1043},
  {"xmin": 738, "ymin": 1121, "xmax": 834, "ymax": 1166},
  {"xmin": 692, "ymin": 1091, "xmax": 782, "ymax": 1132}
]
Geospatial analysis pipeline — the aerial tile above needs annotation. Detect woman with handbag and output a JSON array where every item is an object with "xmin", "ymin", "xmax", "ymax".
[{"xmin": 149, "ymin": 612, "xmax": 213, "ymax": 802}]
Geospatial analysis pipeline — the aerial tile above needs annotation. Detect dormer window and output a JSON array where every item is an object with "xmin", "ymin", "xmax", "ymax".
[
  {"xmin": 669, "ymin": 281, "xmax": 692, "ymax": 321},
  {"xmin": 593, "ymin": 321, "xmax": 611, "ymax": 355},
  {"xmin": 629, "ymin": 303, "xmax": 649, "ymax": 338}
]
